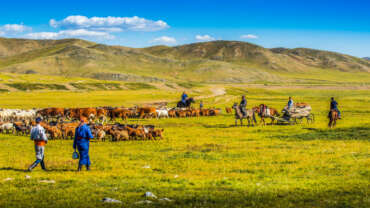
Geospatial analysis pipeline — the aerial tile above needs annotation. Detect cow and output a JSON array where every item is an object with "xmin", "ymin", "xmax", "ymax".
[{"xmin": 137, "ymin": 107, "xmax": 157, "ymax": 119}]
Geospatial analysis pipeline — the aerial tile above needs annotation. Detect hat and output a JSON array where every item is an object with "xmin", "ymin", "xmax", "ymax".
[
  {"xmin": 35, "ymin": 117, "xmax": 42, "ymax": 123},
  {"xmin": 80, "ymin": 117, "xmax": 87, "ymax": 123}
]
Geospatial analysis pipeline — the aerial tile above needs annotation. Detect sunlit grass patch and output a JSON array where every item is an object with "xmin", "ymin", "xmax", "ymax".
[
  {"xmin": 0, "ymin": 85, "xmax": 369, "ymax": 207},
  {"xmin": 124, "ymin": 82, "xmax": 157, "ymax": 90}
]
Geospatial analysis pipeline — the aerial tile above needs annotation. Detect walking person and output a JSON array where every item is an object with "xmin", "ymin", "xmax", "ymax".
[
  {"xmin": 73, "ymin": 117, "xmax": 94, "ymax": 171},
  {"xmin": 28, "ymin": 117, "xmax": 48, "ymax": 172}
]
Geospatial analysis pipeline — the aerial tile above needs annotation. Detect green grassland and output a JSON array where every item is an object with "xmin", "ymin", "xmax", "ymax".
[{"xmin": 0, "ymin": 86, "xmax": 369, "ymax": 208}]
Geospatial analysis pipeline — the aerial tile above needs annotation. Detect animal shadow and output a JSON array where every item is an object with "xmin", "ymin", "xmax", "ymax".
[{"xmin": 202, "ymin": 124, "xmax": 235, "ymax": 128}]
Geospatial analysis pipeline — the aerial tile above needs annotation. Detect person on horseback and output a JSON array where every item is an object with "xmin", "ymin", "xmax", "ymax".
[
  {"xmin": 181, "ymin": 91, "xmax": 188, "ymax": 105},
  {"xmin": 239, "ymin": 95, "xmax": 247, "ymax": 116},
  {"xmin": 259, "ymin": 104, "xmax": 267, "ymax": 117},
  {"xmin": 287, "ymin": 97, "xmax": 294, "ymax": 109},
  {"xmin": 330, "ymin": 97, "xmax": 341, "ymax": 119}
]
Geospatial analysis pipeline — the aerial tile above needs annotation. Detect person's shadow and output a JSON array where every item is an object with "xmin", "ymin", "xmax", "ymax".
[
  {"xmin": 0, "ymin": 167, "xmax": 75, "ymax": 172},
  {"xmin": 0, "ymin": 167, "xmax": 28, "ymax": 172}
]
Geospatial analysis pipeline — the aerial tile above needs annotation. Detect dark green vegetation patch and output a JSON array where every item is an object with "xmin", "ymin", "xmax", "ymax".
[
  {"xmin": 177, "ymin": 82, "xmax": 203, "ymax": 89},
  {"xmin": 70, "ymin": 83, "xmax": 123, "ymax": 90},
  {"xmin": 6, "ymin": 83, "xmax": 68, "ymax": 91},
  {"xmin": 124, "ymin": 82, "xmax": 156, "ymax": 90}
]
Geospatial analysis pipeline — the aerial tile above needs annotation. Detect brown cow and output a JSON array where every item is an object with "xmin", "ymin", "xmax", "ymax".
[
  {"xmin": 192, "ymin": 109, "xmax": 201, "ymax": 117},
  {"xmin": 177, "ymin": 110, "xmax": 187, "ymax": 118},
  {"xmin": 45, "ymin": 126, "xmax": 62, "ymax": 139},
  {"xmin": 209, "ymin": 108, "xmax": 221, "ymax": 116},
  {"xmin": 78, "ymin": 108, "xmax": 97, "ymax": 120},
  {"xmin": 201, "ymin": 109, "xmax": 210, "ymax": 116},
  {"xmin": 168, "ymin": 109, "xmax": 176, "ymax": 118},
  {"xmin": 108, "ymin": 129, "xmax": 129, "ymax": 141},
  {"xmin": 225, "ymin": 107, "xmax": 232, "ymax": 114},
  {"xmin": 149, "ymin": 129, "xmax": 164, "ymax": 140},
  {"xmin": 137, "ymin": 107, "xmax": 156, "ymax": 119},
  {"xmin": 125, "ymin": 126, "xmax": 146, "ymax": 140}
]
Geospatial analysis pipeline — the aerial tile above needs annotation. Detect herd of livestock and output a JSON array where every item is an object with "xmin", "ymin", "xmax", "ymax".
[
  {"xmin": 0, "ymin": 106, "xmax": 221, "ymax": 141},
  {"xmin": 0, "ymin": 103, "xmax": 314, "ymax": 140}
]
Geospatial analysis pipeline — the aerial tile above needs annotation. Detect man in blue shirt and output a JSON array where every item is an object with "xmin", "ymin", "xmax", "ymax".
[
  {"xmin": 181, "ymin": 92, "xmax": 188, "ymax": 105},
  {"xmin": 330, "ymin": 97, "xmax": 341, "ymax": 119},
  {"xmin": 73, "ymin": 117, "xmax": 94, "ymax": 171},
  {"xmin": 287, "ymin": 97, "xmax": 294, "ymax": 109}
]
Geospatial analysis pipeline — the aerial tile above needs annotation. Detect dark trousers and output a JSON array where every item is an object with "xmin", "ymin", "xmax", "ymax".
[
  {"xmin": 77, "ymin": 139, "xmax": 91, "ymax": 166},
  {"xmin": 240, "ymin": 106, "xmax": 246, "ymax": 116},
  {"xmin": 29, "ymin": 156, "xmax": 45, "ymax": 170}
]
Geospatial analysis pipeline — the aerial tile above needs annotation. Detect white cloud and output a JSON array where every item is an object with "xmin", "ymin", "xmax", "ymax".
[
  {"xmin": 241, "ymin": 34, "xmax": 258, "ymax": 39},
  {"xmin": 195, "ymin": 34, "xmax": 215, "ymax": 42},
  {"xmin": 150, "ymin": 36, "xmax": 176, "ymax": 45},
  {"xmin": 50, "ymin": 15, "xmax": 169, "ymax": 32},
  {"xmin": 26, "ymin": 29, "xmax": 114, "ymax": 40},
  {"xmin": 0, "ymin": 24, "xmax": 31, "ymax": 34}
]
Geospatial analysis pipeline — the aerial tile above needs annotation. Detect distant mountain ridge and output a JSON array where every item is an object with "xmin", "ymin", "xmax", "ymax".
[{"xmin": 0, "ymin": 37, "xmax": 369, "ymax": 83}]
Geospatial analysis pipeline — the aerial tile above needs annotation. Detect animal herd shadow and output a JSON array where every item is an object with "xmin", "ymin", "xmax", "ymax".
[
  {"xmin": 0, "ymin": 167, "xmax": 77, "ymax": 172},
  {"xmin": 202, "ymin": 124, "xmax": 235, "ymax": 128},
  {"xmin": 280, "ymin": 126, "xmax": 370, "ymax": 141},
  {"xmin": 202, "ymin": 122, "xmax": 291, "ymax": 129}
]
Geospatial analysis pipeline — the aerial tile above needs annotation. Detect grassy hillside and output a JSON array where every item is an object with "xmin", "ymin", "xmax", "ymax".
[{"xmin": 0, "ymin": 38, "xmax": 369, "ymax": 84}]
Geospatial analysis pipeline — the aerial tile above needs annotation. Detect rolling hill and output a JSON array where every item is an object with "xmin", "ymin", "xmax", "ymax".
[{"xmin": 0, "ymin": 37, "xmax": 369, "ymax": 84}]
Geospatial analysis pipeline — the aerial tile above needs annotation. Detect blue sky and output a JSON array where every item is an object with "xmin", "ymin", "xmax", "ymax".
[{"xmin": 0, "ymin": 0, "xmax": 369, "ymax": 57}]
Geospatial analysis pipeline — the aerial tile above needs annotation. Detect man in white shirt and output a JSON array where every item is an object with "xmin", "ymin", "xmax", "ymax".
[{"xmin": 28, "ymin": 117, "xmax": 48, "ymax": 171}]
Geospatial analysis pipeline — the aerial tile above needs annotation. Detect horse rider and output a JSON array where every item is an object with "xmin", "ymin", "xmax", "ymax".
[
  {"xmin": 239, "ymin": 95, "xmax": 247, "ymax": 116},
  {"xmin": 73, "ymin": 117, "xmax": 94, "ymax": 171},
  {"xmin": 287, "ymin": 97, "xmax": 294, "ymax": 109},
  {"xmin": 181, "ymin": 91, "xmax": 188, "ymax": 105},
  {"xmin": 28, "ymin": 117, "xmax": 48, "ymax": 172},
  {"xmin": 259, "ymin": 104, "xmax": 268, "ymax": 117},
  {"xmin": 199, "ymin": 100, "xmax": 204, "ymax": 110},
  {"xmin": 330, "ymin": 97, "xmax": 341, "ymax": 119}
]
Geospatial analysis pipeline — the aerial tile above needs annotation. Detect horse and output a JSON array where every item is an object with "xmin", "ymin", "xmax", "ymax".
[
  {"xmin": 177, "ymin": 97, "xmax": 195, "ymax": 108},
  {"xmin": 328, "ymin": 110, "xmax": 338, "ymax": 128},
  {"xmin": 252, "ymin": 104, "xmax": 280, "ymax": 125},
  {"xmin": 232, "ymin": 103, "xmax": 257, "ymax": 126}
]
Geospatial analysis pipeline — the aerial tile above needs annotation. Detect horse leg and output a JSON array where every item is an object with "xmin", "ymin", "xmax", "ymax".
[
  {"xmin": 235, "ymin": 119, "xmax": 238, "ymax": 126},
  {"xmin": 240, "ymin": 119, "xmax": 243, "ymax": 126}
]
